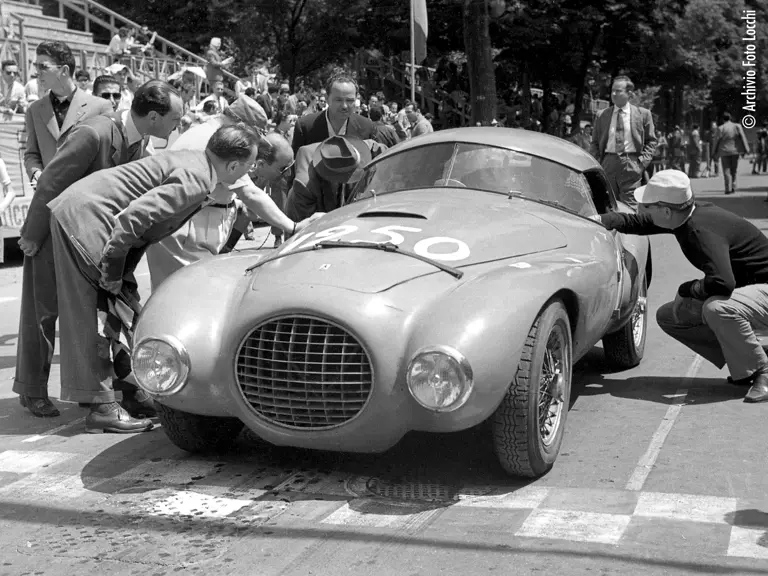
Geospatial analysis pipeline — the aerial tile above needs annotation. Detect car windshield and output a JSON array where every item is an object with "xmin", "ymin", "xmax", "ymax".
[{"xmin": 350, "ymin": 142, "xmax": 598, "ymax": 217}]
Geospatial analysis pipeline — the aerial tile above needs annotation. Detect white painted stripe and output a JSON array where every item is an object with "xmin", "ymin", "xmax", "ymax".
[
  {"xmin": 321, "ymin": 498, "xmax": 440, "ymax": 529},
  {"xmin": 0, "ymin": 450, "xmax": 74, "ymax": 473},
  {"xmin": 634, "ymin": 492, "xmax": 738, "ymax": 524},
  {"xmin": 516, "ymin": 509, "xmax": 632, "ymax": 544},
  {"xmin": 625, "ymin": 355, "xmax": 702, "ymax": 491},
  {"xmin": 0, "ymin": 296, "xmax": 17, "ymax": 304},
  {"xmin": 116, "ymin": 458, "xmax": 221, "ymax": 484},
  {"xmin": 727, "ymin": 526, "xmax": 768, "ymax": 559},
  {"xmin": 0, "ymin": 472, "xmax": 97, "ymax": 501},
  {"xmin": 454, "ymin": 486, "xmax": 550, "ymax": 509},
  {"xmin": 21, "ymin": 417, "xmax": 86, "ymax": 443},
  {"xmin": 149, "ymin": 490, "xmax": 252, "ymax": 519}
]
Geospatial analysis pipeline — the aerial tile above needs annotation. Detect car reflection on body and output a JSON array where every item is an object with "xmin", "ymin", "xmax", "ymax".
[{"xmin": 131, "ymin": 127, "xmax": 651, "ymax": 478}]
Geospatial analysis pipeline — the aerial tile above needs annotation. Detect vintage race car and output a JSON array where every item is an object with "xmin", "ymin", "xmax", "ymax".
[{"xmin": 131, "ymin": 128, "xmax": 651, "ymax": 478}]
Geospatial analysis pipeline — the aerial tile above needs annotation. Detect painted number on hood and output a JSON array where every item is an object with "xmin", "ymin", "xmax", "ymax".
[{"xmin": 281, "ymin": 225, "xmax": 471, "ymax": 261}]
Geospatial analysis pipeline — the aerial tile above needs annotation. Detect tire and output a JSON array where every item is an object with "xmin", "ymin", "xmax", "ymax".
[
  {"xmin": 603, "ymin": 276, "xmax": 648, "ymax": 369},
  {"xmin": 492, "ymin": 300, "xmax": 572, "ymax": 478},
  {"xmin": 157, "ymin": 403, "xmax": 244, "ymax": 453}
]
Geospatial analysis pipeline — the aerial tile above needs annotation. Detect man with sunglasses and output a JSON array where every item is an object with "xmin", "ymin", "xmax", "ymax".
[
  {"xmin": 0, "ymin": 60, "xmax": 26, "ymax": 113},
  {"xmin": 92, "ymin": 74, "xmax": 122, "ymax": 112},
  {"xmin": 146, "ymin": 95, "xmax": 319, "ymax": 288},
  {"xmin": 23, "ymin": 42, "xmax": 112, "ymax": 191}
]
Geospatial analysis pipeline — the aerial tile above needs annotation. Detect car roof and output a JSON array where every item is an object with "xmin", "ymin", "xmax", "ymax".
[{"xmin": 379, "ymin": 127, "xmax": 601, "ymax": 173}]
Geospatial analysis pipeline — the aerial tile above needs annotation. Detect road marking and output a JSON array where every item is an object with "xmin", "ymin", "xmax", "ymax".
[
  {"xmin": 0, "ymin": 296, "xmax": 18, "ymax": 304},
  {"xmin": 728, "ymin": 526, "xmax": 768, "ymax": 559},
  {"xmin": 0, "ymin": 450, "xmax": 74, "ymax": 472},
  {"xmin": 516, "ymin": 509, "xmax": 632, "ymax": 544},
  {"xmin": 625, "ymin": 355, "xmax": 702, "ymax": 491},
  {"xmin": 635, "ymin": 492, "xmax": 738, "ymax": 524},
  {"xmin": 149, "ymin": 490, "xmax": 253, "ymax": 519},
  {"xmin": 454, "ymin": 486, "xmax": 549, "ymax": 509},
  {"xmin": 21, "ymin": 417, "xmax": 86, "ymax": 443},
  {"xmin": 321, "ymin": 498, "xmax": 440, "ymax": 529}
]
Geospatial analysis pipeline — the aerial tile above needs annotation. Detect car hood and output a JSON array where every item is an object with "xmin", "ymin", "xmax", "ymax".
[{"xmin": 251, "ymin": 190, "xmax": 567, "ymax": 293}]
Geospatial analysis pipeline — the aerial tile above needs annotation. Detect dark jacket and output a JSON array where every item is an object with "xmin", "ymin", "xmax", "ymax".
[{"xmin": 291, "ymin": 110, "xmax": 375, "ymax": 155}]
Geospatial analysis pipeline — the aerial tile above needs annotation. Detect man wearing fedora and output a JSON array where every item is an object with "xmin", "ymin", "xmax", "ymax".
[
  {"xmin": 597, "ymin": 169, "xmax": 768, "ymax": 403},
  {"xmin": 285, "ymin": 135, "xmax": 385, "ymax": 222},
  {"xmin": 590, "ymin": 75, "xmax": 657, "ymax": 207}
]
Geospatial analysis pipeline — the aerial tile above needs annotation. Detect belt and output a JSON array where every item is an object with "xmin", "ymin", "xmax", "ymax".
[
  {"xmin": 210, "ymin": 201, "xmax": 236, "ymax": 209},
  {"xmin": 605, "ymin": 151, "xmax": 639, "ymax": 156}
]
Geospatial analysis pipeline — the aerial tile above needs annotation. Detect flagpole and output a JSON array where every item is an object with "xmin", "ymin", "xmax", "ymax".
[{"xmin": 410, "ymin": 0, "xmax": 416, "ymax": 103}]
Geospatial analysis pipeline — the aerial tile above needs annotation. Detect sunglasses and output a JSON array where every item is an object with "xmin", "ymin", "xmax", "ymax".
[
  {"xmin": 99, "ymin": 92, "xmax": 122, "ymax": 100},
  {"xmin": 279, "ymin": 160, "xmax": 295, "ymax": 176},
  {"xmin": 33, "ymin": 62, "xmax": 60, "ymax": 72}
]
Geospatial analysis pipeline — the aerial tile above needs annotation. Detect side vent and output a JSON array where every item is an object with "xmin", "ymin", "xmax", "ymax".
[{"xmin": 357, "ymin": 211, "xmax": 427, "ymax": 219}]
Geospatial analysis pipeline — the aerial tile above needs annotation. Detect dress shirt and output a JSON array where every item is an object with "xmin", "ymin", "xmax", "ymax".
[
  {"xmin": 326, "ymin": 110, "xmax": 348, "ymax": 137},
  {"xmin": 121, "ymin": 109, "xmax": 155, "ymax": 156},
  {"xmin": 606, "ymin": 103, "xmax": 636, "ymax": 154},
  {"xmin": 49, "ymin": 88, "xmax": 75, "ymax": 129},
  {"xmin": 0, "ymin": 79, "xmax": 26, "ymax": 110}
]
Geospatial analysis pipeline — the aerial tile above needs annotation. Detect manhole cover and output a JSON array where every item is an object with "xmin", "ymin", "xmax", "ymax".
[{"xmin": 345, "ymin": 476, "xmax": 495, "ymax": 503}]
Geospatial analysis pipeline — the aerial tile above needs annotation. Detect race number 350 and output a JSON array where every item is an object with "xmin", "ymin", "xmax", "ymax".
[{"xmin": 281, "ymin": 225, "xmax": 471, "ymax": 262}]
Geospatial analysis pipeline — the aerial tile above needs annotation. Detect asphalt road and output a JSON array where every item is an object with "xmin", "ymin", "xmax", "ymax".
[{"xmin": 1, "ymin": 165, "xmax": 768, "ymax": 576}]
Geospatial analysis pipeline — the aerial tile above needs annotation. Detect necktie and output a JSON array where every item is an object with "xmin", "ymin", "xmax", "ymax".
[{"xmin": 615, "ymin": 109, "xmax": 625, "ymax": 154}]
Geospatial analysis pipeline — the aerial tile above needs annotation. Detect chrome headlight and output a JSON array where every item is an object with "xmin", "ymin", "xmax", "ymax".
[
  {"xmin": 406, "ymin": 346, "xmax": 473, "ymax": 412},
  {"xmin": 131, "ymin": 336, "xmax": 190, "ymax": 395}
]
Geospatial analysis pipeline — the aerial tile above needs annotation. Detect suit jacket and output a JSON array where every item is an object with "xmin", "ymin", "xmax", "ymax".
[
  {"xmin": 284, "ymin": 139, "xmax": 388, "ymax": 222},
  {"xmin": 291, "ymin": 110, "xmax": 376, "ymax": 155},
  {"xmin": 49, "ymin": 149, "xmax": 215, "ymax": 283},
  {"xmin": 713, "ymin": 121, "xmax": 750, "ymax": 158},
  {"xmin": 589, "ymin": 104, "xmax": 658, "ymax": 167},
  {"xmin": 23, "ymin": 89, "xmax": 112, "ymax": 178},
  {"xmin": 22, "ymin": 113, "xmax": 134, "ymax": 247},
  {"xmin": 256, "ymin": 93, "xmax": 274, "ymax": 120}
]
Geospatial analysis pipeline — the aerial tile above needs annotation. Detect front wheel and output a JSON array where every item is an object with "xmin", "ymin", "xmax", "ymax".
[
  {"xmin": 492, "ymin": 300, "xmax": 572, "ymax": 478},
  {"xmin": 603, "ymin": 276, "xmax": 648, "ymax": 369},
  {"xmin": 157, "ymin": 403, "xmax": 244, "ymax": 453}
]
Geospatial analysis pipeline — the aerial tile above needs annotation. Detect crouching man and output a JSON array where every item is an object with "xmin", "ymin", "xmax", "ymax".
[
  {"xmin": 597, "ymin": 169, "xmax": 768, "ymax": 403},
  {"xmin": 48, "ymin": 125, "xmax": 260, "ymax": 433}
]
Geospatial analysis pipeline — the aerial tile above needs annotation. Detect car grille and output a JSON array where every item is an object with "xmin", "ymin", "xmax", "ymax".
[{"xmin": 235, "ymin": 315, "xmax": 374, "ymax": 430}]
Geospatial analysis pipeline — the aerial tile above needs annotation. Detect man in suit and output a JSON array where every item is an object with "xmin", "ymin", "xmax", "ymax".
[
  {"xmin": 285, "ymin": 135, "xmax": 387, "ymax": 222},
  {"xmin": 14, "ymin": 80, "xmax": 182, "ymax": 418},
  {"xmin": 291, "ymin": 75, "xmax": 375, "ymax": 155},
  {"xmin": 48, "ymin": 125, "xmax": 260, "ymax": 433},
  {"xmin": 23, "ymin": 41, "xmax": 113, "ymax": 189},
  {"xmin": 590, "ymin": 75, "xmax": 657, "ymax": 207},
  {"xmin": 712, "ymin": 111, "xmax": 750, "ymax": 194}
]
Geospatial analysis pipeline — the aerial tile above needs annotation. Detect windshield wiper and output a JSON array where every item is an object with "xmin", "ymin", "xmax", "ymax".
[{"xmin": 246, "ymin": 240, "xmax": 464, "ymax": 279}]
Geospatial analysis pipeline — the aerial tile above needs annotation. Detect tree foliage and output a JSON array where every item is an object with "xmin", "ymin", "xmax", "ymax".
[{"xmin": 85, "ymin": 0, "xmax": 767, "ymax": 123}]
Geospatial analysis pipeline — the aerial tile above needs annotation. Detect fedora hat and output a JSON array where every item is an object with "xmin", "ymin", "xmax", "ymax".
[
  {"xmin": 634, "ymin": 169, "xmax": 693, "ymax": 204},
  {"xmin": 312, "ymin": 136, "xmax": 372, "ymax": 184}
]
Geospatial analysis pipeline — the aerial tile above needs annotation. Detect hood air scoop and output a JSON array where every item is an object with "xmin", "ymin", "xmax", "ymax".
[{"xmin": 357, "ymin": 210, "xmax": 427, "ymax": 219}]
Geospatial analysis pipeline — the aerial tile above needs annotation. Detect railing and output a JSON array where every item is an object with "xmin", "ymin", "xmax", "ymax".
[
  {"xmin": 7, "ymin": 12, "xmax": 27, "ymax": 81},
  {"xmin": 54, "ymin": 0, "xmax": 240, "ymax": 85}
]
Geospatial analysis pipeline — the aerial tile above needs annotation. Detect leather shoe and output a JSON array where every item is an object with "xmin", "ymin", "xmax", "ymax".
[
  {"xmin": 120, "ymin": 390, "xmax": 158, "ymax": 418},
  {"xmin": 19, "ymin": 395, "xmax": 60, "ymax": 418},
  {"xmin": 744, "ymin": 373, "xmax": 768, "ymax": 403},
  {"xmin": 85, "ymin": 402, "xmax": 154, "ymax": 433}
]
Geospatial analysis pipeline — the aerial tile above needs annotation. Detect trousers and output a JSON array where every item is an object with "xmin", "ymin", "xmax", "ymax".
[
  {"xmin": 12, "ymin": 238, "xmax": 58, "ymax": 398},
  {"xmin": 601, "ymin": 153, "xmax": 644, "ymax": 208},
  {"xmin": 720, "ymin": 155, "xmax": 739, "ymax": 192},
  {"xmin": 656, "ymin": 284, "xmax": 768, "ymax": 380},
  {"xmin": 50, "ymin": 216, "xmax": 118, "ymax": 403}
]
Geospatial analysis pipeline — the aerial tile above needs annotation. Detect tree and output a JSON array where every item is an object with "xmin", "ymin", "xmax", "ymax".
[{"xmin": 463, "ymin": 0, "xmax": 498, "ymax": 124}]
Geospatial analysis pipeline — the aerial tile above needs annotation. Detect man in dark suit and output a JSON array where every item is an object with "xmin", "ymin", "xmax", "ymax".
[
  {"xmin": 285, "ymin": 135, "xmax": 387, "ymax": 222},
  {"xmin": 256, "ymin": 85, "xmax": 277, "ymax": 121},
  {"xmin": 14, "ymin": 80, "xmax": 182, "ymax": 418},
  {"xmin": 291, "ymin": 75, "xmax": 375, "ymax": 155},
  {"xmin": 48, "ymin": 125, "xmax": 260, "ymax": 433},
  {"xmin": 23, "ymin": 41, "xmax": 113, "ymax": 188},
  {"xmin": 590, "ymin": 75, "xmax": 657, "ymax": 207}
]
